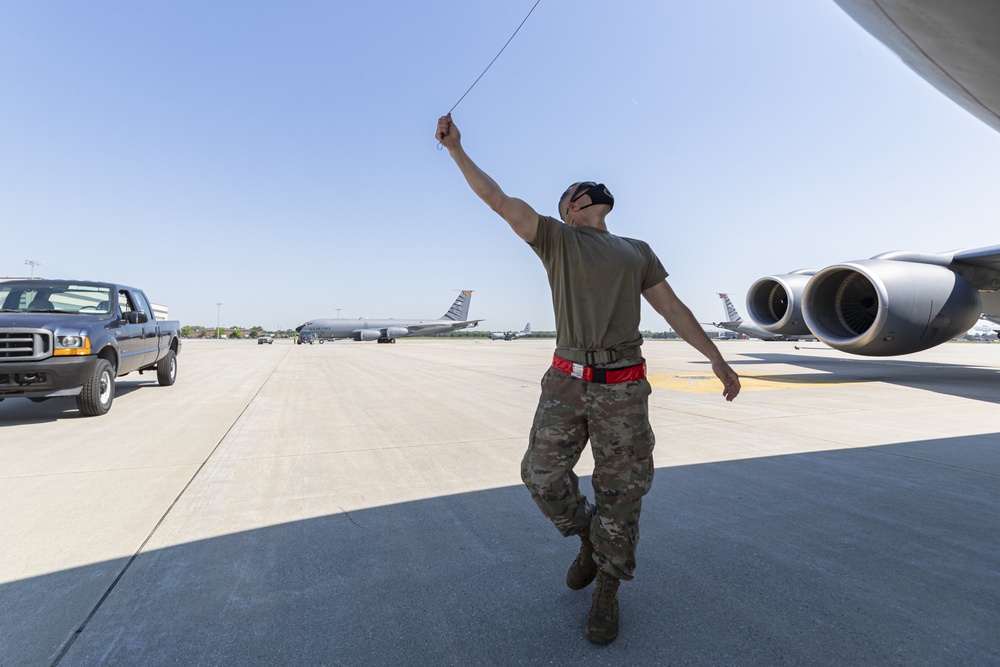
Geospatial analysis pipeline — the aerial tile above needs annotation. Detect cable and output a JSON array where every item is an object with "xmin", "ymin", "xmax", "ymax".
[
  {"xmin": 446, "ymin": 0, "xmax": 543, "ymax": 115},
  {"xmin": 437, "ymin": 0, "xmax": 542, "ymax": 149}
]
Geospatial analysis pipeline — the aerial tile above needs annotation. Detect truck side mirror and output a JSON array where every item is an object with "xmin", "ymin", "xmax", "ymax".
[{"xmin": 125, "ymin": 311, "xmax": 149, "ymax": 324}]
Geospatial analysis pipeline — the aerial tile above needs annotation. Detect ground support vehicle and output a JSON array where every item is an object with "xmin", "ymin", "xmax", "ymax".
[{"xmin": 0, "ymin": 280, "xmax": 182, "ymax": 416}]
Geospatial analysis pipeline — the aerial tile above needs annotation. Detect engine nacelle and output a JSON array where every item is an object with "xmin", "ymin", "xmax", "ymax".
[
  {"xmin": 385, "ymin": 327, "xmax": 409, "ymax": 339},
  {"xmin": 354, "ymin": 329, "xmax": 381, "ymax": 341},
  {"xmin": 802, "ymin": 259, "xmax": 981, "ymax": 356},
  {"xmin": 746, "ymin": 270, "xmax": 815, "ymax": 336}
]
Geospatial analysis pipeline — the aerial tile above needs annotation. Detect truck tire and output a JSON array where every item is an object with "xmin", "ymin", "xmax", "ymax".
[
  {"xmin": 157, "ymin": 349, "xmax": 177, "ymax": 386},
  {"xmin": 77, "ymin": 359, "xmax": 114, "ymax": 416}
]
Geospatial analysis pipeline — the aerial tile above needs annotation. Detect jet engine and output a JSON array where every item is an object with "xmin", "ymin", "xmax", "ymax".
[
  {"xmin": 385, "ymin": 327, "xmax": 409, "ymax": 339},
  {"xmin": 802, "ymin": 260, "xmax": 981, "ymax": 356},
  {"xmin": 354, "ymin": 329, "xmax": 381, "ymax": 341},
  {"xmin": 745, "ymin": 270, "xmax": 816, "ymax": 336}
]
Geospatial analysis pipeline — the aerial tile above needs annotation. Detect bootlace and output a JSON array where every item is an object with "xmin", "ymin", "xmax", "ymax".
[{"xmin": 594, "ymin": 573, "xmax": 619, "ymax": 612}]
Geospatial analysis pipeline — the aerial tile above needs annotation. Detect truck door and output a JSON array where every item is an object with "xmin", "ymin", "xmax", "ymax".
[
  {"xmin": 130, "ymin": 290, "xmax": 160, "ymax": 366},
  {"xmin": 116, "ymin": 290, "xmax": 147, "ymax": 373}
]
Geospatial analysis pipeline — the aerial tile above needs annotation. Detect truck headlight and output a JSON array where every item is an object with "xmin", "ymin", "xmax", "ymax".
[{"xmin": 54, "ymin": 335, "xmax": 92, "ymax": 356}]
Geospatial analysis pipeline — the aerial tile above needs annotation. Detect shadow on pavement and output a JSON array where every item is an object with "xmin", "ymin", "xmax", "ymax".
[
  {"xmin": 725, "ymin": 352, "xmax": 1000, "ymax": 405},
  {"xmin": 0, "ymin": 381, "xmax": 153, "ymax": 424},
  {"xmin": 4, "ymin": 434, "xmax": 998, "ymax": 666}
]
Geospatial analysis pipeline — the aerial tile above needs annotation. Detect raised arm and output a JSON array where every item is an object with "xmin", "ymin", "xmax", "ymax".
[
  {"xmin": 642, "ymin": 280, "xmax": 741, "ymax": 401},
  {"xmin": 437, "ymin": 114, "xmax": 539, "ymax": 244}
]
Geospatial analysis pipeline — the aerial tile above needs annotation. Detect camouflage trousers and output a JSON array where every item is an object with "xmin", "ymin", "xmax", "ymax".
[{"xmin": 520, "ymin": 363, "xmax": 655, "ymax": 581}]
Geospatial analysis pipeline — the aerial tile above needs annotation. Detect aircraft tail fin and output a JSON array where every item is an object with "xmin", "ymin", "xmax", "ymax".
[
  {"xmin": 443, "ymin": 290, "xmax": 473, "ymax": 321},
  {"xmin": 523, "ymin": 323, "xmax": 531, "ymax": 334},
  {"xmin": 718, "ymin": 293, "xmax": 742, "ymax": 322}
]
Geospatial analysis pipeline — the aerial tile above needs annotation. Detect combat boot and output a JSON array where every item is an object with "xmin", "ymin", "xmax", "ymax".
[
  {"xmin": 566, "ymin": 532, "xmax": 598, "ymax": 590},
  {"xmin": 585, "ymin": 571, "xmax": 620, "ymax": 645}
]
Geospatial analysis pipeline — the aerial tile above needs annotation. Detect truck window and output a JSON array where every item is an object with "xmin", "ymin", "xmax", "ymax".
[
  {"xmin": 133, "ymin": 291, "xmax": 154, "ymax": 319},
  {"xmin": 118, "ymin": 291, "xmax": 138, "ymax": 315}
]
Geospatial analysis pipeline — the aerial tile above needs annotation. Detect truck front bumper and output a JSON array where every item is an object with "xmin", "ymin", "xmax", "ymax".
[{"xmin": 0, "ymin": 356, "xmax": 99, "ymax": 398}]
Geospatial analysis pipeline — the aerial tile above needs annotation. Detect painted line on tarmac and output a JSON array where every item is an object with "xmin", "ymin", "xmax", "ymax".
[{"xmin": 648, "ymin": 373, "xmax": 873, "ymax": 393}]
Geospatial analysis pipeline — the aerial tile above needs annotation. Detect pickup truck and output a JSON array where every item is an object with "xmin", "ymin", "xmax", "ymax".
[{"xmin": 0, "ymin": 279, "xmax": 181, "ymax": 416}]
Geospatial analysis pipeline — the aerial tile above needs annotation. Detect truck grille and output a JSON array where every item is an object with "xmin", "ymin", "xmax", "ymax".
[{"xmin": 0, "ymin": 329, "xmax": 53, "ymax": 361}]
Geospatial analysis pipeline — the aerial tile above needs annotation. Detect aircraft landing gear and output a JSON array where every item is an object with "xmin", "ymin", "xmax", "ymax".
[{"xmin": 377, "ymin": 337, "xmax": 396, "ymax": 344}]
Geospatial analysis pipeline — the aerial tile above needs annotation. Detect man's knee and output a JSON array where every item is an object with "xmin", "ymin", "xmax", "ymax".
[{"xmin": 521, "ymin": 461, "xmax": 564, "ymax": 497}]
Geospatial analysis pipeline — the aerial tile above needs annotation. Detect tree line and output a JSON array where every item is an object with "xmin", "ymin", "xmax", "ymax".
[{"xmin": 182, "ymin": 326, "xmax": 681, "ymax": 340}]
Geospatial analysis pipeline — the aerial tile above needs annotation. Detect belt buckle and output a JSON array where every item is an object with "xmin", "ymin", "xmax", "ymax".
[{"xmin": 571, "ymin": 362, "xmax": 584, "ymax": 379}]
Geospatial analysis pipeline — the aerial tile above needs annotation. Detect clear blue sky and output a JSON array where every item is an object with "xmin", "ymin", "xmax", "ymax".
[{"xmin": 4, "ymin": 1, "xmax": 1000, "ymax": 333}]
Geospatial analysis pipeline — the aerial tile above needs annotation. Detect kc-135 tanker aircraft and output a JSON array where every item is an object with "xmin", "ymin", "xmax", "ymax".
[
  {"xmin": 295, "ymin": 290, "xmax": 482, "ymax": 344},
  {"xmin": 742, "ymin": 0, "xmax": 1000, "ymax": 357},
  {"xmin": 712, "ymin": 293, "xmax": 813, "ymax": 342}
]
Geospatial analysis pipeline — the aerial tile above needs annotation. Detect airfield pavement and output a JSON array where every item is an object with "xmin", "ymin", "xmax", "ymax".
[{"xmin": 1, "ymin": 337, "xmax": 998, "ymax": 666}]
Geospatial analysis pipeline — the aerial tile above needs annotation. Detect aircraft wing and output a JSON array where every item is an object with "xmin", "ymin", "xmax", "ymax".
[
  {"xmin": 869, "ymin": 246, "xmax": 1000, "ymax": 291},
  {"xmin": 953, "ymin": 245, "xmax": 1000, "ymax": 279},
  {"xmin": 404, "ymin": 319, "xmax": 484, "ymax": 333},
  {"xmin": 832, "ymin": 0, "xmax": 1000, "ymax": 133}
]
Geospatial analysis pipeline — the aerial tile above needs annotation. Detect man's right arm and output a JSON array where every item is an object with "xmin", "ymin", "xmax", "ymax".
[{"xmin": 437, "ymin": 114, "xmax": 538, "ymax": 244}]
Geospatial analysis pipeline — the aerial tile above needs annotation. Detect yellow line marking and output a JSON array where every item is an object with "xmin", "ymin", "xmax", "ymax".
[{"xmin": 648, "ymin": 373, "xmax": 872, "ymax": 393}]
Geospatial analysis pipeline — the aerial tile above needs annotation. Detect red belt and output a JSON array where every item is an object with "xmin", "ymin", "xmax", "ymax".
[{"xmin": 552, "ymin": 354, "xmax": 646, "ymax": 384}]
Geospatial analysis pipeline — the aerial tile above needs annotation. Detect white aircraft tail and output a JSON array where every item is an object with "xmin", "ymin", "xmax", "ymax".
[
  {"xmin": 718, "ymin": 293, "xmax": 742, "ymax": 322},
  {"xmin": 521, "ymin": 323, "xmax": 531, "ymax": 335},
  {"xmin": 442, "ymin": 290, "xmax": 474, "ymax": 321}
]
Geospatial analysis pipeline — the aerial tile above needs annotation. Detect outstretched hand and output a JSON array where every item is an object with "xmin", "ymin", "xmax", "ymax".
[
  {"xmin": 712, "ymin": 360, "xmax": 741, "ymax": 402},
  {"xmin": 436, "ymin": 113, "xmax": 461, "ymax": 150}
]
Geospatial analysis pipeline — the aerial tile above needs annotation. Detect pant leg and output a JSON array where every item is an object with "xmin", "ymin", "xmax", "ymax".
[
  {"xmin": 520, "ymin": 367, "xmax": 593, "ymax": 537},
  {"xmin": 587, "ymin": 377, "xmax": 655, "ymax": 580}
]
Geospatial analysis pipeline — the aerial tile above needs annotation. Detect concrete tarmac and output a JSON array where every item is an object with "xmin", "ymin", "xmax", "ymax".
[{"xmin": 1, "ymin": 338, "xmax": 998, "ymax": 666}]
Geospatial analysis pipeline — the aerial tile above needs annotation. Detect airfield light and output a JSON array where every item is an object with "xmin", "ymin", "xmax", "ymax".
[
  {"xmin": 25, "ymin": 259, "xmax": 43, "ymax": 278},
  {"xmin": 215, "ymin": 302, "xmax": 223, "ymax": 339}
]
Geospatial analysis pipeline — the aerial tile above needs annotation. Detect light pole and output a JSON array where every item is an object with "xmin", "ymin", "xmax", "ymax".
[
  {"xmin": 336, "ymin": 308, "xmax": 341, "ymax": 319},
  {"xmin": 215, "ymin": 302, "xmax": 223, "ymax": 339},
  {"xmin": 25, "ymin": 259, "xmax": 43, "ymax": 278}
]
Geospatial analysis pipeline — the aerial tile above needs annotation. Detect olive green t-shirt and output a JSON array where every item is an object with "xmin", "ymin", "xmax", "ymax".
[{"xmin": 530, "ymin": 214, "xmax": 668, "ymax": 353}]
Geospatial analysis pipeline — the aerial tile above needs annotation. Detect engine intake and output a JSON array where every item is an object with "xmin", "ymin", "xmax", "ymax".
[
  {"xmin": 802, "ymin": 260, "xmax": 981, "ymax": 356},
  {"xmin": 354, "ymin": 329, "xmax": 381, "ymax": 341},
  {"xmin": 746, "ymin": 270, "xmax": 815, "ymax": 336}
]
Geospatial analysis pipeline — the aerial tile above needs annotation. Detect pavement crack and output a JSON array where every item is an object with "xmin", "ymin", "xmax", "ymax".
[{"xmin": 339, "ymin": 506, "xmax": 365, "ymax": 528}]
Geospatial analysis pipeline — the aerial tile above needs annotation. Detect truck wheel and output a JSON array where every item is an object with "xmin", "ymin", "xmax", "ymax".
[
  {"xmin": 77, "ymin": 359, "xmax": 115, "ymax": 416},
  {"xmin": 157, "ymin": 349, "xmax": 177, "ymax": 386}
]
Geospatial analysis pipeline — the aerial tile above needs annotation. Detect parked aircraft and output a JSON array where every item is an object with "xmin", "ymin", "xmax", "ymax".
[
  {"xmin": 295, "ymin": 291, "xmax": 482, "ymax": 344},
  {"xmin": 741, "ymin": 2, "xmax": 1000, "ymax": 357},
  {"xmin": 712, "ymin": 293, "xmax": 788, "ymax": 341},
  {"xmin": 967, "ymin": 318, "xmax": 1000, "ymax": 341},
  {"xmin": 490, "ymin": 323, "xmax": 531, "ymax": 341}
]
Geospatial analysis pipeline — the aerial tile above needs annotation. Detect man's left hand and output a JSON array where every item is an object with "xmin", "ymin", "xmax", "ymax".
[{"xmin": 712, "ymin": 360, "xmax": 741, "ymax": 401}]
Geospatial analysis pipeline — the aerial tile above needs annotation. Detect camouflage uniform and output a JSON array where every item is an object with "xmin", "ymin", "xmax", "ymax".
[
  {"xmin": 521, "ymin": 213, "xmax": 668, "ymax": 582},
  {"xmin": 521, "ymin": 357, "xmax": 654, "ymax": 580}
]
